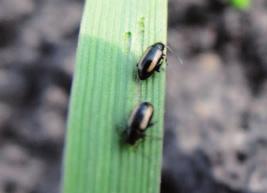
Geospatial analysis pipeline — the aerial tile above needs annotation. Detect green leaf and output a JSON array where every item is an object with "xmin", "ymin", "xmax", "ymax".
[
  {"xmin": 62, "ymin": 0, "xmax": 167, "ymax": 193},
  {"xmin": 229, "ymin": 0, "xmax": 251, "ymax": 9}
]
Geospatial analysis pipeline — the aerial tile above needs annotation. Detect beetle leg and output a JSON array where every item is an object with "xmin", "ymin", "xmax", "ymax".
[
  {"xmin": 131, "ymin": 136, "xmax": 145, "ymax": 149},
  {"xmin": 145, "ymin": 134, "xmax": 162, "ymax": 141},
  {"xmin": 148, "ymin": 122, "xmax": 155, "ymax": 128},
  {"xmin": 157, "ymin": 57, "xmax": 166, "ymax": 72},
  {"xmin": 155, "ymin": 57, "xmax": 165, "ymax": 72},
  {"xmin": 133, "ymin": 71, "xmax": 140, "ymax": 82},
  {"xmin": 155, "ymin": 65, "xmax": 161, "ymax": 72},
  {"xmin": 163, "ymin": 55, "xmax": 169, "ymax": 65}
]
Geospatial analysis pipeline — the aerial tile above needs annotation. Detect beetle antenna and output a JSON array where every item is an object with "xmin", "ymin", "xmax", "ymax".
[{"xmin": 166, "ymin": 44, "xmax": 183, "ymax": 65}]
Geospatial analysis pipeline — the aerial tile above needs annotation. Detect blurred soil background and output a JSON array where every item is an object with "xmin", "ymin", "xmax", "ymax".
[{"xmin": 0, "ymin": 0, "xmax": 267, "ymax": 193}]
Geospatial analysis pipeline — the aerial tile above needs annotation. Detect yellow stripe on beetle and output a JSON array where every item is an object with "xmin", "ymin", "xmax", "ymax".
[
  {"xmin": 140, "ymin": 105, "xmax": 153, "ymax": 130},
  {"xmin": 123, "ymin": 102, "xmax": 154, "ymax": 145},
  {"xmin": 137, "ymin": 42, "xmax": 166, "ymax": 80}
]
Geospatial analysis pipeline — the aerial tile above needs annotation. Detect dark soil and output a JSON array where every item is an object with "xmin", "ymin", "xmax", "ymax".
[
  {"xmin": 0, "ymin": 0, "xmax": 81, "ymax": 193},
  {"xmin": 0, "ymin": 0, "xmax": 267, "ymax": 193},
  {"xmin": 164, "ymin": 0, "xmax": 267, "ymax": 193}
]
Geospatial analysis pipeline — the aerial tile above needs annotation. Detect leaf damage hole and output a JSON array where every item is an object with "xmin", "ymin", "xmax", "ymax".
[
  {"xmin": 124, "ymin": 31, "xmax": 132, "ymax": 53},
  {"xmin": 138, "ymin": 16, "xmax": 145, "ymax": 32},
  {"xmin": 138, "ymin": 17, "xmax": 145, "ymax": 51}
]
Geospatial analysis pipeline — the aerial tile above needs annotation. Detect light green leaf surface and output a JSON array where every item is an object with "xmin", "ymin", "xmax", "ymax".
[{"xmin": 62, "ymin": 0, "xmax": 167, "ymax": 193}]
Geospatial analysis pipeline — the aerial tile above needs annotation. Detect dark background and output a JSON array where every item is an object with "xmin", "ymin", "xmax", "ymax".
[{"xmin": 0, "ymin": 0, "xmax": 267, "ymax": 193}]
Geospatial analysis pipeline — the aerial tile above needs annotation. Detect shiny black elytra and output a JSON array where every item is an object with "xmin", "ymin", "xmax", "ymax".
[
  {"xmin": 137, "ymin": 42, "xmax": 166, "ymax": 80},
  {"xmin": 123, "ymin": 102, "xmax": 154, "ymax": 145}
]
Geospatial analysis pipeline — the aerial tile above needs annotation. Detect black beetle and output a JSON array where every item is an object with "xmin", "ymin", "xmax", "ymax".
[
  {"xmin": 137, "ymin": 42, "xmax": 166, "ymax": 80},
  {"xmin": 123, "ymin": 102, "xmax": 154, "ymax": 145}
]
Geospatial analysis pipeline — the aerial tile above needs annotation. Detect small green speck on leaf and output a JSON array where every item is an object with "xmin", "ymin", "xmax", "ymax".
[{"xmin": 138, "ymin": 17, "xmax": 145, "ymax": 32}]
